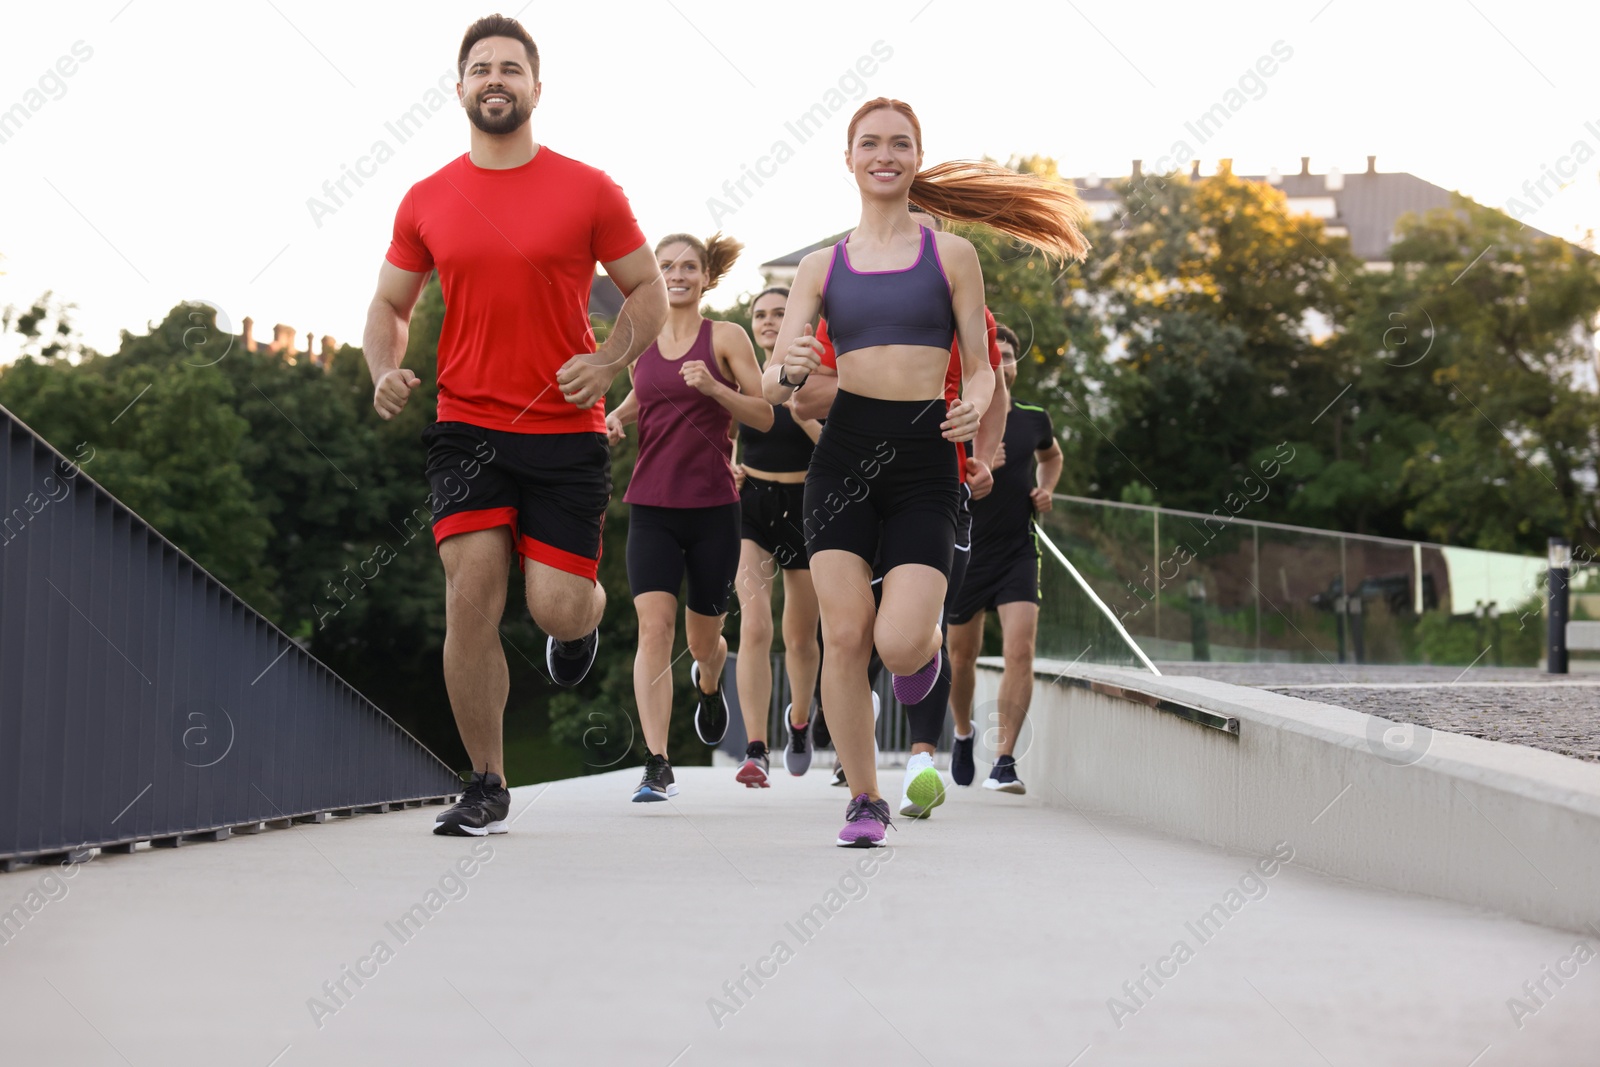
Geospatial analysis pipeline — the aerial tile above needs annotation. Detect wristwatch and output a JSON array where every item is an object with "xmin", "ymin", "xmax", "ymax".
[{"xmin": 777, "ymin": 366, "xmax": 807, "ymax": 389}]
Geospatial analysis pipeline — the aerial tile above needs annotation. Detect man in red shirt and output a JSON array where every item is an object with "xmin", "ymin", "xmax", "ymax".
[{"xmin": 364, "ymin": 14, "xmax": 666, "ymax": 836}]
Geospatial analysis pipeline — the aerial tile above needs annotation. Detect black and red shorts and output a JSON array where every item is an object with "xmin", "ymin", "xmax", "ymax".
[{"xmin": 421, "ymin": 421, "xmax": 611, "ymax": 581}]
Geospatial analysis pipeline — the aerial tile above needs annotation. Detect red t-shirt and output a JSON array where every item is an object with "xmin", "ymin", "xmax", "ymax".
[
  {"xmin": 385, "ymin": 149, "xmax": 647, "ymax": 434},
  {"xmin": 815, "ymin": 307, "xmax": 1002, "ymax": 481}
]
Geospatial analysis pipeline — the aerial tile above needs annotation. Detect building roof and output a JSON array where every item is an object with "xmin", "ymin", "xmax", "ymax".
[{"xmin": 759, "ymin": 230, "xmax": 850, "ymax": 272}]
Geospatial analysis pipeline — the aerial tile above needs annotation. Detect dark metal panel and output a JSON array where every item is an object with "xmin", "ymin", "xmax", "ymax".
[{"xmin": 0, "ymin": 402, "xmax": 460, "ymax": 865}]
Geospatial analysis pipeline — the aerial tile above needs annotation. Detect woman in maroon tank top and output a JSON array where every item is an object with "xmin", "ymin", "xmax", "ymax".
[{"xmin": 606, "ymin": 232, "xmax": 773, "ymax": 803}]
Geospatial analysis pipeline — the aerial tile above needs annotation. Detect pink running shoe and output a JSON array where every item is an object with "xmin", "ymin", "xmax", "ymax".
[
  {"xmin": 892, "ymin": 649, "xmax": 941, "ymax": 705},
  {"xmin": 836, "ymin": 793, "xmax": 893, "ymax": 848}
]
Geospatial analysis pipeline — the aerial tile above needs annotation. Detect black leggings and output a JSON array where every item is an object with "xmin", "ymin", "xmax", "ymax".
[{"xmin": 626, "ymin": 502, "xmax": 740, "ymax": 616}]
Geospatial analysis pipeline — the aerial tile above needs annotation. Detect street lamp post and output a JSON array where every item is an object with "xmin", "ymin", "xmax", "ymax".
[{"xmin": 1548, "ymin": 537, "xmax": 1571, "ymax": 675}]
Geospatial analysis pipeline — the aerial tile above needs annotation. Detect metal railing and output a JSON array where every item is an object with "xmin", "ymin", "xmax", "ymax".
[{"xmin": 1, "ymin": 404, "xmax": 461, "ymax": 868}]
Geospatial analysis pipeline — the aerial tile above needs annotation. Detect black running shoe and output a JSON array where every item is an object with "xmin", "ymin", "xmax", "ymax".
[
  {"xmin": 832, "ymin": 763, "xmax": 848, "ymax": 787},
  {"xmin": 433, "ymin": 770, "xmax": 510, "ymax": 836},
  {"xmin": 951, "ymin": 732, "xmax": 976, "ymax": 786},
  {"xmin": 690, "ymin": 662, "xmax": 729, "ymax": 745},
  {"xmin": 633, "ymin": 753, "xmax": 677, "ymax": 802},
  {"xmin": 984, "ymin": 754, "xmax": 1026, "ymax": 794},
  {"xmin": 547, "ymin": 629, "xmax": 599, "ymax": 687}
]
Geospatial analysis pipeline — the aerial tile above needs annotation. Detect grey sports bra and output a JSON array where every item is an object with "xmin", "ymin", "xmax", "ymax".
[{"xmin": 819, "ymin": 226, "xmax": 955, "ymax": 356}]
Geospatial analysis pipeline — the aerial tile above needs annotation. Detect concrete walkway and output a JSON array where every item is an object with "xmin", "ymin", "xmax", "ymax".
[{"xmin": 4, "ymin": 766, "xmax": 1597, "ymax": 1065}]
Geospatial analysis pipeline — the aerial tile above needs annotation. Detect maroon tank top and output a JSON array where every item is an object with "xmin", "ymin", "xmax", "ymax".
[{"xmin": 624, "ymin": 318, "xmax": 740, "ymax": 508}]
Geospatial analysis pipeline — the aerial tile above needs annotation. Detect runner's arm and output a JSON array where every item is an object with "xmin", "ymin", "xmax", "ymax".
[
  {"xmin": 709, "ymin": 321, "xmax": 775, "ymax": 430},
  {"xmin": 942, "ymin": 237, "xmax": 994, "ymax": 441},
  {"xmin": 763, "ymin": 251, "xmax": 827, "ymax": 405},
  {"xmin": 789, "ymin": 366, "xmax": 837, "ymax": 421},
  {"xmin": 558, "ymin": 243, "xmax": 667, "ymax": 409},
  {"xmin": 1031, "ymin": 435, "xmax": 1065, "ymax": 512},
  {"xmin": 364, "ymin": 261, "xmax": 429, "ymax": 419}
]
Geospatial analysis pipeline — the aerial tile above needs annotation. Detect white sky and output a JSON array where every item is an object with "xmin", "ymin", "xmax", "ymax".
[{"xmin": 1, "ymin": 0, "xmax": 1595, "ymax": 359}]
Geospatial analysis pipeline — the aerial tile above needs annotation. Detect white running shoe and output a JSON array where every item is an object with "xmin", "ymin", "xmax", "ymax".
[{"xmin": 899, "ymin": 751, "xmax": 946, "ymax": 819}]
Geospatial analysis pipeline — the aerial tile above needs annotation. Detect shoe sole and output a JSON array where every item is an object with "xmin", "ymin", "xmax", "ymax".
[
  {"xmin": 735, "ymin": 761, "xmax": 771, "ymax": 788},
  {"xmin": 900, "ymin": 767, "xmax": 946, "ymax": 819},
  {"xmin": 546, "ymin": 634, "xmax": 598, "ymax": 688},
  {"xmin": 632, "ymin": 784, "xmax": 680, "ymax": 803},
  {"xmin": 836, "ymin": 835, "xmax": 887, "ymax": 847},
  {"xmin": 433, "ymin": 819, "xmax": 508, "ymax": 836},
  {"xmin": 891, "ymin": 651, "xmax": 941, "ymax": 705},
  {"xmin": 983, "ymin": 779, "xmax": 1027, "ymax": 794}
]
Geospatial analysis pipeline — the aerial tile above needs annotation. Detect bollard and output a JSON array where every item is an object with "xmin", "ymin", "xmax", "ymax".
[{"xmin": 1548, "ymin": 537, "xmax": 1570, "ymax": 674}]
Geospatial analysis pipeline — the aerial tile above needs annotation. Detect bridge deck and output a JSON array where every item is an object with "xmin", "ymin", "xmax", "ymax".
[{"xmin": 5, "ymin": 766, "xmax": 1595, "ymax": 1064}]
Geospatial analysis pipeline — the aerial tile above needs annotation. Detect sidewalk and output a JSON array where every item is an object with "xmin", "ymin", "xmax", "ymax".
[{"xmin": 3, "ymin": 766, "xmax": 1596, "ymax": 1065}]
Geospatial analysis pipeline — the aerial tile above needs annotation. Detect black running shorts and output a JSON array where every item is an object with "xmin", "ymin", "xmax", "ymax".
[
  {"xmin": 741, "ymin": 476, "xmax": 809, "ymax": 571},
  {"xmin": 421, "ymin": 421, "xmax": 611, "ymax": 581},
  {"xmin": 803, "ymin": 391, "xmax": 958, "ymax": 578},
  {"xmin": 950, "ymin": 536, "xmax": 1042, "ymax": 625},
  {"xmin": 626, "ymin": 502, "xmax": 741, "ymax": 616}
]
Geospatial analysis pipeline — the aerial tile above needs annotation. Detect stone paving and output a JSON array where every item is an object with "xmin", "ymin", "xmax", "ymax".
[{"xmin": 1162, "ymin": 662, "xmax": 1600, "ymax": 763}]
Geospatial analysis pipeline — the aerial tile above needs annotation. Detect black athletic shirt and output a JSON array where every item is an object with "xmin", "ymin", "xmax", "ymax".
[
  {"xmin": 739, "ymin": 403, "xmax": 813, "ymax": 473},
  {"xmin": 970, "ymin": 401, "xmax": 1056, "ymax": 553}
]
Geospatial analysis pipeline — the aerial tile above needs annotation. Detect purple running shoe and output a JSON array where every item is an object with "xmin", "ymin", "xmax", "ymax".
[
  {"xmin": 892, "ymin": 649, "xmax": 941, "ymax": 705},
  {"xmin": 836, "ymin": 793, "xmax": 893, "ymax": 848}
]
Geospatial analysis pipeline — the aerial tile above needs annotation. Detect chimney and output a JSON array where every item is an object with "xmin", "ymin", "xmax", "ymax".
[
  {"xmin": 1366, "ymin": 154, "xmax": 1377, "ymax": 175},
  {"xmin": 320, "ymin": 335, "xmax": 338, "ymax": 368},
  {"xmin": 1325, "ymin": 166, "xmax": 1343, "ymax": 191},
  {"xmin": 1267, "ymin": 166, "xmax": 1283, "ymax": 185},
  {"xmin": 271, "ymin": 323, "xmax": 295, "ymax": 356},
  {"xmin": 241, "ymin": 316, "xmax": 256, "ymax": 353},
  {"xmin": 1190, "ymin": 160, "xmax": 1200, "ymax": 179},
  {"xmin": 1130, "ymin": 159, "xmax": 1142, "ymax": 178},
  {"xmin": 305, "ymin": 331, "xmax": 315, "ymax": 358},
  {"xmin": 1299, "ymin": 156, "xmax": 1311, "ymax": 177}
]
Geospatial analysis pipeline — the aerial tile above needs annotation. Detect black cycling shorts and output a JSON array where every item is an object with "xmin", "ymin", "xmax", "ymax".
[
  {"xmin": 951, "ymin": 537, "xmax": 1042, "ymax": 625},
  {"xmin": 627, "ymin": 502, "xmax": 741, "ymax": 616},
  {"xmin": 803, "ymin": 390, "xmax": 958, "ymax": 577},
  {"xmin": 422, "ymin": 421, "xmax": 610, "ymax": 580},
  {"xmin": 741, "ymin": 476, "xmax": 808, "ymax": 571}
]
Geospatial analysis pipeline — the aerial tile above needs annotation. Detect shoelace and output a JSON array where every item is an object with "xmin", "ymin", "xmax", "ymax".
[
  {"xmin": 789, "ymin": 724, "xmax": 807, "ymax": 753},
  {"xmin": 845, "ymin": 795, "xmax": 894, "ymax": 830},
  {"xmin": 458, "ymin": 775, "xmax": 492, "ymax": 807},
  {"xmin": 644, "ymin": 753, "xmax": 669, "ymax": 784}
]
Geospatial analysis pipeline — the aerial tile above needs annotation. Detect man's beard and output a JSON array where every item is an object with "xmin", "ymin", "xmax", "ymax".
[{"xmin": 466, "ymin": 92, "xmax": 532, "ymax": 135}]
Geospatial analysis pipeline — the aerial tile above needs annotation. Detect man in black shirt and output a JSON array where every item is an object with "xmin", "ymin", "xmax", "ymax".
[{"xmin": 947, "ymin": 325, "xmax": 1063, "ymax": 793}]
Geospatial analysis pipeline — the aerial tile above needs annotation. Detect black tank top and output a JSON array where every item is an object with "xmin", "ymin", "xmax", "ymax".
[{"xmin": 739, "ymin": 403, "xmax": 813, "ymax": 473}]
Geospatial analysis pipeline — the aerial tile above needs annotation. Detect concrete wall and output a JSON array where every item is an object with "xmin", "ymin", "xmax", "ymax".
[{"xmin": 975, "ymin": 658, "xmax": 1600, "ymax": 933}]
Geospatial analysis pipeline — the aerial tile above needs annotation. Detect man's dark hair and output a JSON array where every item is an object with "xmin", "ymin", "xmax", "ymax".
[
  {"xmin": 995, "ymin": 323, "xmax": 1022, "ymax": 359},
  {"xmin": 459, "ymin": 14, "xmax": 539, "ymax": 81}
]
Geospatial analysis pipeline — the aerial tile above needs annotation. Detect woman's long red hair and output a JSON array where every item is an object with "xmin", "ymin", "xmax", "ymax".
[{"xmin": 846, "ymin": 98, "xmax": 1090, "ymax": 263}]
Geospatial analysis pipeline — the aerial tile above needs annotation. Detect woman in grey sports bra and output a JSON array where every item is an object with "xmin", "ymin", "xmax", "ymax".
[{"xmin": 762, "ymin": 96, "xmax": 1089, "ymax": 848}]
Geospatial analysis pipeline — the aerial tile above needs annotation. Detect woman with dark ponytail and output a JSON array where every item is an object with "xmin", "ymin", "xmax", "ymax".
[
  {"xmin": 608, "ymin": 232, "xmax": 773, "ymax": 803},
  {"xmin": 763, "ymin": 97, "xmax": 1087, "ymax": 846},
  {"xmin": 730, "ymin": 286, "xmax": 825, "ymax": 788}
]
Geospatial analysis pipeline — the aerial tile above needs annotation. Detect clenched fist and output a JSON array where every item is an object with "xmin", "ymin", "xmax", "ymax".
[{"xmin": 374, "ymin": 368, "xmax": 421, "ymax": 419}]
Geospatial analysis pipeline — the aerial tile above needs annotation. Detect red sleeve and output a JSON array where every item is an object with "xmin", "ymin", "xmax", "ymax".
[
  {"xmin": 985, "ymin": 306, "xmax": 1001, "ymax": 368},
  {"xmin": 384, "ymin": 187, "xmax": 433, "ymax": 273},
  {"xmin": 591, "ymin": 169, "xmax": 648, "ymax": 264},
  {"xmin": 817, "ymin": 318, "xmax": 836, "ymax": 370}
]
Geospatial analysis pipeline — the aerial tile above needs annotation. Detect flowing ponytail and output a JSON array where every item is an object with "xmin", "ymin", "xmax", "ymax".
[
  {"xmin": 655, "ymin": 231, "xmax": 744, "ymax": 292},
  {"xmin": 845, "ymin": 98, "xmax": 1091, "ymax": 263}
]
